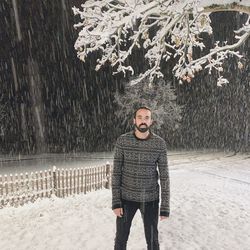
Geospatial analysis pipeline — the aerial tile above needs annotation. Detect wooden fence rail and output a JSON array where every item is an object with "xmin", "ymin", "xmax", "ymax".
[{"xmin": 0, "ymin": 163, "xmax": 113, "ymax": 208}]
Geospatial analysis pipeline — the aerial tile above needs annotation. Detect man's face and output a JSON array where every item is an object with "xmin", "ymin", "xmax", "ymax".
[{"xmin": 133, "ymin": 109, "xmax": 153, "ymax": 133}]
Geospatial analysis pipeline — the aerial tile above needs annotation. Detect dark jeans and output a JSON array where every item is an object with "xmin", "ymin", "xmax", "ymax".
[{"xmin": 114, "ymin": 198, "xmax": 160, "ymax": 250}]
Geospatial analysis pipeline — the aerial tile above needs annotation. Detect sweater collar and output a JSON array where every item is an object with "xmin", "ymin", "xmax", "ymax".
[{"xmin": 133, "ymin": 130, "xmax": 152, "ymax": 141}]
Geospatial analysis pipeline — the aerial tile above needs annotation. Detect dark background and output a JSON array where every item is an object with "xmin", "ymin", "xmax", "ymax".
[{"xmin": 0, "ymin": 0, "xmax": 249, "ymax": 154}]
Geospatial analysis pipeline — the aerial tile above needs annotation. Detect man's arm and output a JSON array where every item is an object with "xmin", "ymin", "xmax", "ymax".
[
  {"xmin": 112, "ymin": 137, "xmax": 123, "ymax": 209},
  {"xmin": 157, "ymin": 140, "xmax": 170, "ymax": 217}
]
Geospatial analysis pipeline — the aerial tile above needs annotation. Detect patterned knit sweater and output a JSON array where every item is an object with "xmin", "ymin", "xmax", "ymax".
[{"xmin": 111, "ymin": 131, "xmax": 170, "ymax": 217}]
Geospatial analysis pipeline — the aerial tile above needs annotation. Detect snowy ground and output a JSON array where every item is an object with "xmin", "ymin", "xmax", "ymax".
[
  {"xmin": 0, "ymin": 151, "xmax": 250, "ymax": 250},
  {"xmin": 0, "ymin": 152, "xmax": 114, "ymax": 175}
]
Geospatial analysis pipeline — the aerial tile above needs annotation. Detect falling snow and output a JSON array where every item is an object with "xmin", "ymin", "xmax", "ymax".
[{"xmin": 0, "ymin": 1, "xmax": 250, "ymax": 250}]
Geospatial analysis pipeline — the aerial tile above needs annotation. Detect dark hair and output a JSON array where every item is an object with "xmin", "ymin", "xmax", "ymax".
[{"xmin": 133, "ymin": 106, "xmax": 152, "ymax": 118}]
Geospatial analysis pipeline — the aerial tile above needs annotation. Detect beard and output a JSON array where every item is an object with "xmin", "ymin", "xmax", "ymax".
[{"xmin": 135, "ymin": 123, "xmax": 150, "ymax": 133}]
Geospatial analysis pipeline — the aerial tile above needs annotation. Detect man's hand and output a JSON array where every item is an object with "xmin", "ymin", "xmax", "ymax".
[
  {"xmin": 160, "ymin": 216, "xmax": 168, "ymax": 221},
  {"xmin": 113, "ymin": 208, "xmax": 123, "ymax": 217}
]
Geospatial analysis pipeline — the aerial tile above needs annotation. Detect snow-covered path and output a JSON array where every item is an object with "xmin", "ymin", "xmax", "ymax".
[{"xmin": 0, "ymin": 152, "xmax": 250, "ymax": 250}]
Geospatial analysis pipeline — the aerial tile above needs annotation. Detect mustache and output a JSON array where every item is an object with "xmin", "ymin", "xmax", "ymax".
[{"xmin": 139, "ymin": 123, "xmax": 147, "ymax": 127}]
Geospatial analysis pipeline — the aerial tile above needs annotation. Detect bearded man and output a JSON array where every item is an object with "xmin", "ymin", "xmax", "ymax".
[{"xmin": 112, "ymin": 106, "xmax": 170, "ymax": 250}]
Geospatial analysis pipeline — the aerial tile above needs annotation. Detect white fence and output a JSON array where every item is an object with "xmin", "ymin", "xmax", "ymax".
[{"xmin": 0, "ymin": 163, "xmax": 112, "ymax": 208}]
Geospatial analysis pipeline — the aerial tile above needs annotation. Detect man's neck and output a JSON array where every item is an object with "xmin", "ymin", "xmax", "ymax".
[{"xmin": 134, "ymin": 129, "xmax": 150, "ymax": 140}]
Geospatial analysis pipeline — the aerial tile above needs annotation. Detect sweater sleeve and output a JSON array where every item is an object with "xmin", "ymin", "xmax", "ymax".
[
  {"xmin": 157, "ymin": 140, "xmax": 170, "ymax": 217},
  {"xmin": 111, "ymin": 137, "xmax": 123, "ymax": 210}
]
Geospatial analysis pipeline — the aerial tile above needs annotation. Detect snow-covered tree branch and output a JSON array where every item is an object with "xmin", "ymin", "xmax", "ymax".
[
  {"xmin": 73, "ymin": 0, "xmax": 250, "ymax": 86},
  {"xmin": 114, "ymin": 78, "xmax": 182, "ymax": 132}
]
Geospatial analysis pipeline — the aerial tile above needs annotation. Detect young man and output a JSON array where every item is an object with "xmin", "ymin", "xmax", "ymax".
[{"xmin": 112, "ymin": 106, "xmax": 170, "ymax": 250}]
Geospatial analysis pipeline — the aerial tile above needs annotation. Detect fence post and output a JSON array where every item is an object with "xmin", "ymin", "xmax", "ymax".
[
  {"xmin": 105, "ymin": 162, "xmax": 111, "ymax": 189},
  {"xmin": 84, "ymin": 168, "xmax": 87, "ymax": 194},
  {"xmin": 53, "ymin": 166, "xmax": 57, "ymax": 196},
  {"xmin": 0, "ymin": 175, "xmax": 3, "ymax": 207}
]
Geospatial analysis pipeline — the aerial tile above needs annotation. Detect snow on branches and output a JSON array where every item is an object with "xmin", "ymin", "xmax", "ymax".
[
  {"xmin": 73, "ymin": 0, "xmax": 250, "ymax": 86},
  {"xmin": 114, "ymin": 78, "xmax": 182, "ymax": 131}
]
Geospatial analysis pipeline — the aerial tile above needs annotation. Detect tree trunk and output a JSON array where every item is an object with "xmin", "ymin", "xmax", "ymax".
[{"xmin": 28, "ymin": 57, "xmax": 46, "ymax": 153}]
